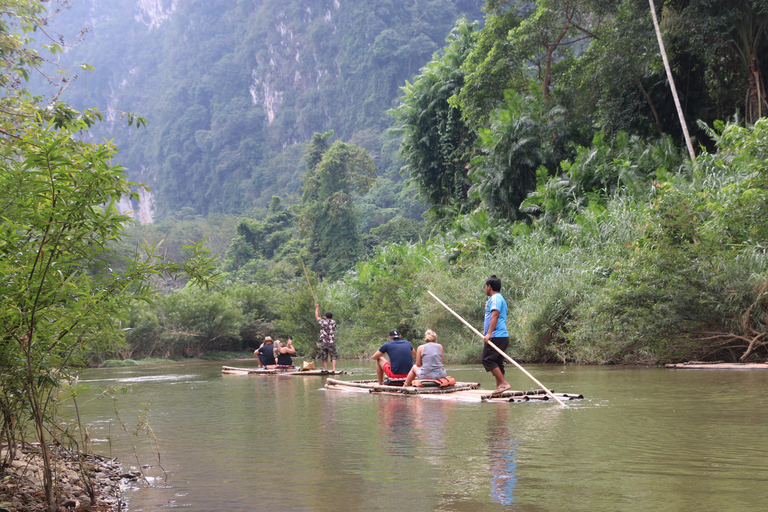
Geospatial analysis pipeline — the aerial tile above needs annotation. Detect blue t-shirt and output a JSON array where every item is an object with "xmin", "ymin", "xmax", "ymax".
[
  {"xmin": 484, "ymin": 293, "xmax": 509, "ymax": 338},
  {"xmin": 378, "ymin": 339, "xmax": 414, "ymax": 375}
]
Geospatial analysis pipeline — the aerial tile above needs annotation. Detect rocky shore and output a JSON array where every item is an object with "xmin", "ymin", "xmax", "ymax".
[{"xmin": 1, "ymin": 443, "xmax": 139, "ymax": 512}]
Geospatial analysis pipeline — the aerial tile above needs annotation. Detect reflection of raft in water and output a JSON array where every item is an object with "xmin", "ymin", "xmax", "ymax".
[
  {"xmin": 221, "ymin": 365, "xmax": 351, "ymax": 376},
  {"xmin": 324, "ymin": 378, "xmax": 583, "ymax": 403}
]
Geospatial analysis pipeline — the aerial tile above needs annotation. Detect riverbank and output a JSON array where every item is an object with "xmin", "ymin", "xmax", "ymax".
[
  {"xmin": 100, "ymin": 350, "xmax": 260, "ymax": 367},
  {"xmin": 0, "ymin": 443, "xmax": 139, "ymax": 512},
  {"xmin": 96, "ymin": 347, "xmax": 479, "ymax": 368},
  {"xmin": 95, "ymin": 348, "xmax": 768, "ymax": 369}
]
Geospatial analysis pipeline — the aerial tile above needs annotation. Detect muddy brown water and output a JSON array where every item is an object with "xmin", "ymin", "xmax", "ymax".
[{"xmin": 69, "ymin": 361, "xmax": 768, "ymax": 511}]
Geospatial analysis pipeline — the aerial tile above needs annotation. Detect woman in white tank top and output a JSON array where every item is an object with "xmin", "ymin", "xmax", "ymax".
[{"xmin": 404, "ymin": 329, "xmax": 447, "ymax": 385}]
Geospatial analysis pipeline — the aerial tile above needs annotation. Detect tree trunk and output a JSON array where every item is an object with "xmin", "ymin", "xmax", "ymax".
[
  {"xmin": 745, "ymin": 57, "xmax": 768, "ymax": 124},
  {"xmin": 542, "ymin": 20, "xmax": 572, "ymax": 105},
  {"xmin": 27, "ymin": 377, "xmax": 57, "ymax": 512},
  {"xmin": 648, "ymin": 0, "xmax": 696, "ymax": 161},
  {"xmin": 636, "ymin": 77, "xmax": 664, "ymax": 135}
]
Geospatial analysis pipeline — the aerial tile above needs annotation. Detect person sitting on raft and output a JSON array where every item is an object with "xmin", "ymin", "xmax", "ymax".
[
  {"xmin": 274, "ymin": 338, "xmax": 297, "ymax": 367},
  {"xmin": 255, "ymin": 336, "xmax": 276, "ymax": 367},
  {"xmin": 404, "ymin": 329, "xmax": 446, "ymax": 386},
  {"xmin": 372, "ymin": 329, "xmax": 415, "ymax": 385}
]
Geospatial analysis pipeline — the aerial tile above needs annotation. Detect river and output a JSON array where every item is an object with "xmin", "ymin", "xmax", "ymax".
[{"xmin": 69, "ymin": 361, "xmax": 768, "ymax": 511}]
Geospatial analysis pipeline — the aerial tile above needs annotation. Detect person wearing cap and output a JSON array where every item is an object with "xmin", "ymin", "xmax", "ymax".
[
  {"xmin": 482, "ymin": 275, "xmax": 511, "ymax": 392},
  {"xmin": 255, "ymin": 336, "xmax": 276, "ymax": 367},
  {"xmin": 372, "ymin": 329, "xmax": 416, "ymax": 385},
  {"xmin": 315, "ymin": 302, "xmax": 338, "ymax": 372}
]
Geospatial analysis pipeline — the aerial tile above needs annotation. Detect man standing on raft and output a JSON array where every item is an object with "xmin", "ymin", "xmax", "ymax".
[
  {"xmin": 372, "ymin": 329, "xmax": 416, "ymax": 385},
  {"xmin": 483, "ymin": 275, "xmax": 511, "ymax": 392},
  {"xmin": 315, "ymin": 303, "xmax": 337, "ymax": 372}
]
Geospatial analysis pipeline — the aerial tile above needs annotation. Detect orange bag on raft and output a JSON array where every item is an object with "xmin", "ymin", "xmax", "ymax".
[{"xmin": 412, "ymin": 376, "xmax": 456, "ymax": 388}]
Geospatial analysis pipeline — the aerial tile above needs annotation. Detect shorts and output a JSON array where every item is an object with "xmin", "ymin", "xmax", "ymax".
[
  {"xmin": 481, "ymin": 337, "xmax": 510, "ymax": 373},
  {"xmin": 383, "ymin": 361, "xmax": 409, "ymax": 379},
  {"xmin": 318, "ymin": 342, "xmax": 337, "ymax": 362},
  {"xmin": 416, "ymin": 367, "xmax": 447, "ymax": 380}
]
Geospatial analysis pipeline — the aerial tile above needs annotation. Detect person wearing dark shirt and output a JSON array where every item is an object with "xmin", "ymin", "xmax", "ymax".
[
  {"xmin": 372, "ymin": 329, "xmax": 415, "ymax": 385},
  {"xmin": 255, "ymin": 336, "xmax": 276, "ymax": 367},
  {"xmin": 275, "ymin": 338, "xmax": 296, "ymax": 366}
]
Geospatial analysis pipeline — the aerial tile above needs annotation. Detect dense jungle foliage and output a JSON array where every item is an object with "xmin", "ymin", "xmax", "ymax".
[
  {"xmin": 108, "ymin": 0, "xmax": 768, "ymax": 366},
  {"xmin": 0, "ymin": 2, "xmax": 219, "ymax": 507},
  {"xmin": 8, "ymin": 1, "xmax": 768, "ymax": 370}
]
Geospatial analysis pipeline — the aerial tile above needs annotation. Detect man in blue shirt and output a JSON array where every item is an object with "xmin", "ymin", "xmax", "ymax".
[
  {"xmin": 372, "ymin": 329, "xmax": 416, "ymax": 385},
  {"xmin": 482, "ymin": 275, "xmax": 511, "ymax": 392}
]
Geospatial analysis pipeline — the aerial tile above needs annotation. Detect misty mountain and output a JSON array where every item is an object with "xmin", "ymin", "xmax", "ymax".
[{"xmin": 44, "ymin": 0, "xmax": 484, "ymax": 221}]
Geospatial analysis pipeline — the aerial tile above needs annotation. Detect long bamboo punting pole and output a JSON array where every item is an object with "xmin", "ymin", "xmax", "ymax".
[
  {"xmin": 427, "ymin": 291, "xmax": 566, "ymax": 406},
  {"xmin": 301, "ymin": 259, "xmax": 318, "ymax": 305}
]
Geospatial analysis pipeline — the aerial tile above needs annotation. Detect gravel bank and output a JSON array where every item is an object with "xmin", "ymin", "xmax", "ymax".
[{"xmin": 1, "ymin": 443, "xmax": 138, "ymax": 512}]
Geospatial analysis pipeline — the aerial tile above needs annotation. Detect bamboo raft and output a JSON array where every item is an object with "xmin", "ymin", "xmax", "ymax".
[
  {"xmin": 222, "ymin": 365, "xmax": 351, "ymax": 376},
  {"xmin": 324, "ymin": 379, "xmax": 583, "ymax": 403},
  {"xmin": 665, "ymin": 361, "xmax": 768, "ymax": 369}
]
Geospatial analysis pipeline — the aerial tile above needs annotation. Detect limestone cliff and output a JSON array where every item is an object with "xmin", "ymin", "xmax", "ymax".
[
  {"xmin": 48, "ymin": 0, "xmax": 485, "ymax": 220},
  {"xmin": 135, "ymin": 0, "xmax": 178, "ymax": 30}
]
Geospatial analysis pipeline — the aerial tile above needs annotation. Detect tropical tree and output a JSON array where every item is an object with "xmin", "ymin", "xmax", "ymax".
[
  {"xmin": 521, "ymin": 131, "xmax": 685, "ymax": 236},
  {"xmin": 672, "ymin": 0, "xmax": 768, "ymax": 124},
  {"xmin": 348, "ymin": 243, "xmax": 442, "ymax": 342},
  {"xmin": 390, "ymin": 18, "xmax": 479, "ymax": 219},
  {"xmin": 301, "ymin": 132, "xmax": 376, "ymax": 278},
  {"xmin": 0, "ymin": 110, "xmax": 218, "ymax": 510},
  {"xmin": 0, "ymin": 3, "xmax": 217, "ymax": 509},
  {"xmin": 224, "ymin": 195, "xmax": 297, "ymax": 272},
  {"xmin": 458, "ymin": 0, "xmax": 607, "ymax": 125},
  {"xmin": 470, "ymin": 89, "xmax": 569, "ymax": 221},
  {"xmin": 566, "ymin": 0, "xmax": 667, "ymax": 137}
]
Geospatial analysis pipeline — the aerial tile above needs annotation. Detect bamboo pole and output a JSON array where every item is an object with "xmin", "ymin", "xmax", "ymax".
[
  {"xmin": 301, "ymin": 259, "xmax": 318, "ymax": 305},
  {"xmin": 427, "ymin": 291, "xmax": 567, "ymax": 406}
]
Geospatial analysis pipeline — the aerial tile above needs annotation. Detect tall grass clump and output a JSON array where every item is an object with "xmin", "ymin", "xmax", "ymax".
[
  {"xmin": 563, "ymin": 119, "xmax": 768, "ymax": 363},
  {"xmin": 474, "ymin": 203, "xmax": 643, "ymax": 363}
]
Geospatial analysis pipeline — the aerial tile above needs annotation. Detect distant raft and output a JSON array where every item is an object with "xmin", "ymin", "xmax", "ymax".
[
  {"xmin": 324, "ymin": 378, "xmax": 583, "ymax": 403},
  {"xmin": 665, "ymin": 361, "xmax": 768, "ymax": 369},
  {"xmin": 221, "ymin": 365, "xmax": 351, "ymax": 376}
]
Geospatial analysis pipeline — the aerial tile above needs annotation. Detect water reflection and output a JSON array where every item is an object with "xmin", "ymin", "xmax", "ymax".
[
  {"xmin": 487, "ymin": 406, "xmax": 518, "ymax": 507},
  {"xmin": 377, "ymin": 395, "xmax": 418, "ymax": 457},
  {"xmin": 411, "ymin": 398, "xmax": 452, "ymax": 465},
  {"xmin": 67, "ymin": 362, "xmax": 768, "ymax": 512}
]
